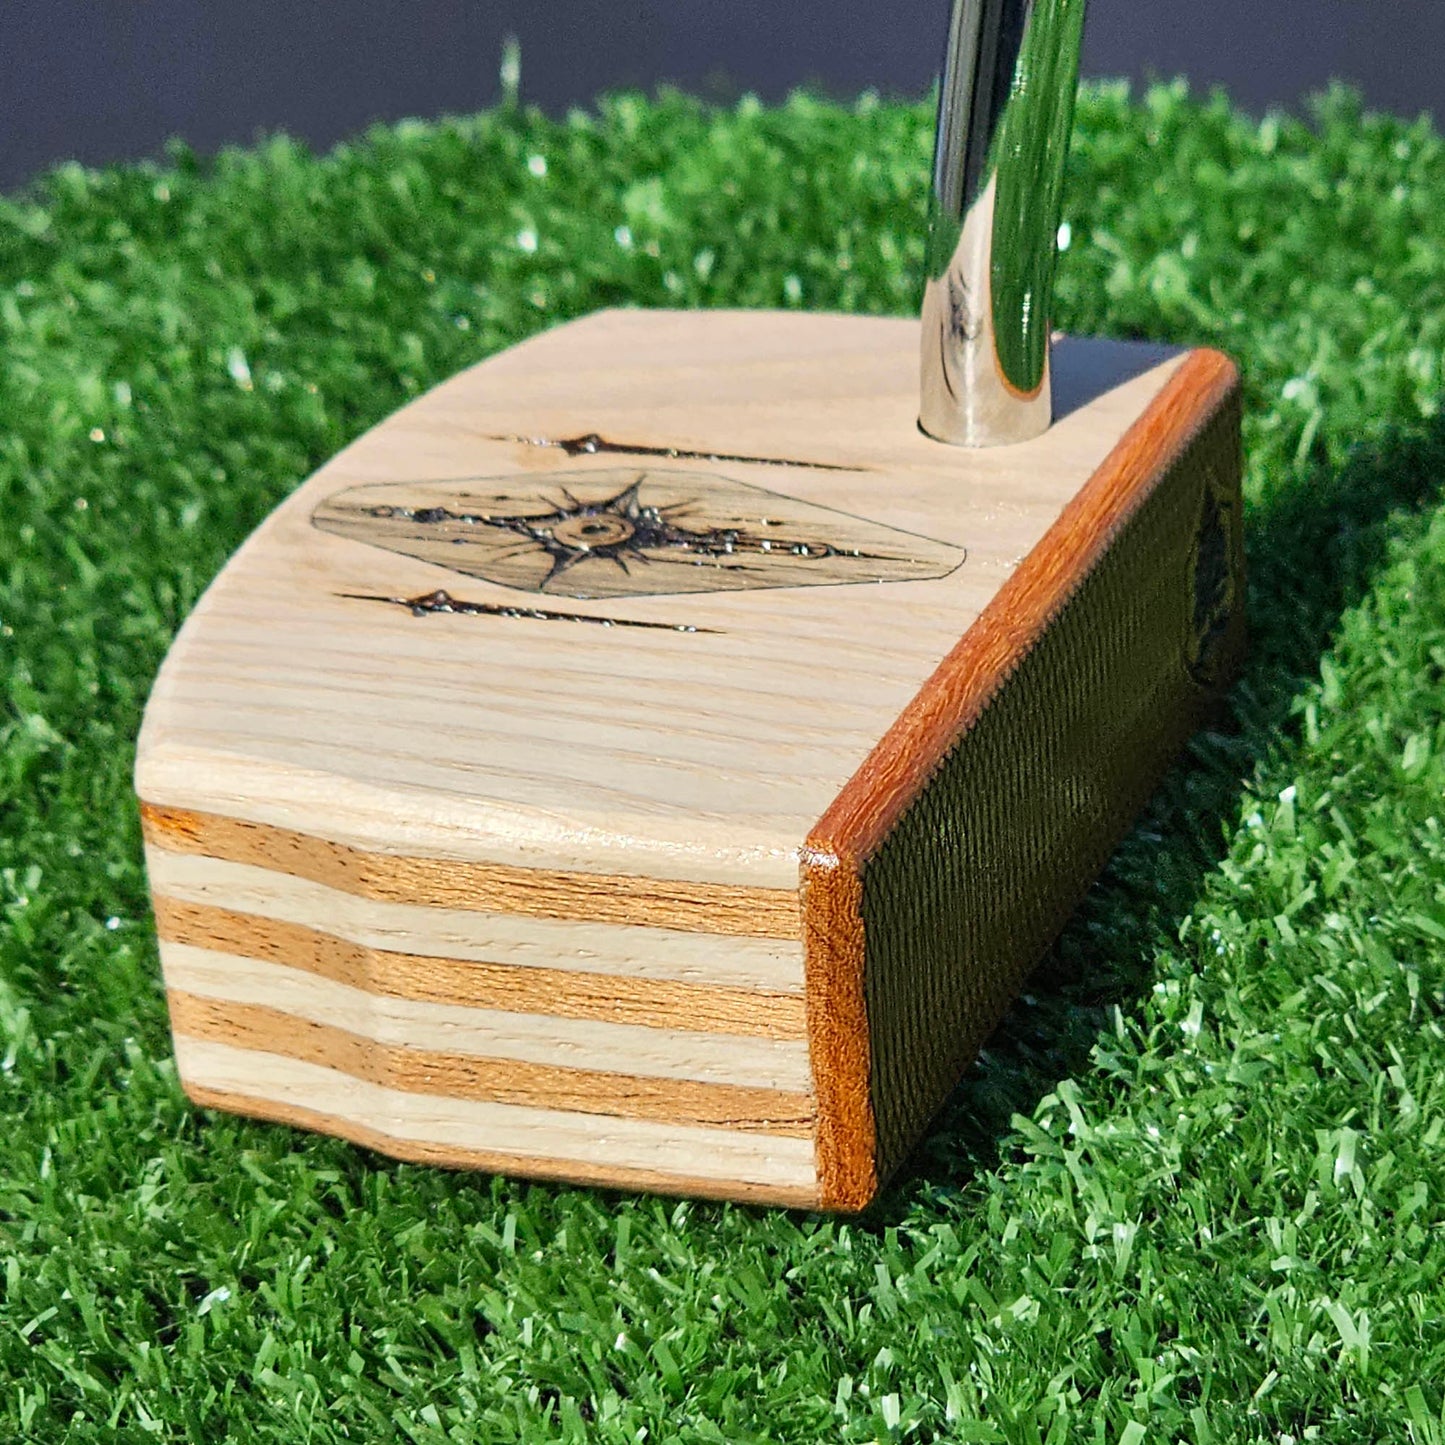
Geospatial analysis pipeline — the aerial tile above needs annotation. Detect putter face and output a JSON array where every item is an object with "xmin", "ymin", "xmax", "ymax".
[{"xmin": 136, "ymin": 311, "xmax": 1243, "ymax": 1209}]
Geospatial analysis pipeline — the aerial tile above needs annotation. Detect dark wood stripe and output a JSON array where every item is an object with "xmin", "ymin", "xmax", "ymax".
[
  {"xmin": 141, "ymin": 803, "xmax": 802, "ymax": 940},
  {"xmin": 168, "ymin": 992, "xmax": 816, "ymax": 1137},
  {"xmin": 799, "ymin": 849, "xmax": 876, "ymax": 1211},
  {"xmin": 154, "ymin": 896, "xmax": 808, "ymax": 1041}
]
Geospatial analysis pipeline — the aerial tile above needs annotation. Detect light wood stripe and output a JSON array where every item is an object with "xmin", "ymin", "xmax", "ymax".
[
  {"xmin": 142, "ymin": 803, "xmax": 802, "ymax": 940},
  {"xmin": 161, "ymin": 942, "xmax": 813, "ymax": 1089},
  {"xmin": 169, "ymin": 993, "xmax": 813, "ymax": 1136},
  {"xmin": 154, "ymin": 896, "xmax": 807, "ymax": 1041},
  {"xmin": 184, "ymin": 1082, "xmax": 820, "ymax": 1207},
  {"xmin": 175, "ymin": 624, "xmax": 897, "ymax": 744},
  {"xmin": 146, "ymin": 848, "xmax": 803, "ymax": 993},
  {"xmin": 175, "ymin": 1037, "xmax": 820, "ymax": 1198},
  {"xmin": 163, "ymin": 680, "xmax": 870, "ymax": 795}
]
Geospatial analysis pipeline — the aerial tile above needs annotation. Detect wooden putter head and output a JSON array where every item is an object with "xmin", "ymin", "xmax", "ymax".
[{"xmin": 136, "ymin": 0, "xmax": 1244, "ymax": 1211}]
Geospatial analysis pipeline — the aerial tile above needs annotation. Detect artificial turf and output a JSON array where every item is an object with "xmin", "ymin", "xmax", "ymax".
[{"xmin": 2, "ymin": 77, "xmax": 1445, "ymax": 1443}]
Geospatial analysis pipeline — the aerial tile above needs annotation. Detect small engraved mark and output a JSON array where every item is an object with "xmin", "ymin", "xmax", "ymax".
[
  {"xmin": 487, "ymin": 431, "xmax": 861, "ymax": 472},
  {"xmin": 341, "ymin": 588, "xmax": 716, "ymax": 633}
]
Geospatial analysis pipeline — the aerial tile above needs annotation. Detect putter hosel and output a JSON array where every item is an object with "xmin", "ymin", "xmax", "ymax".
[{"xmin": 920, "ymin": 0, "xmax": 1086, "ymax": 447}]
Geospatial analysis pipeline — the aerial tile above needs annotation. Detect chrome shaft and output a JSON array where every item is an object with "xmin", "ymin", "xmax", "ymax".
[{"xmin": 919, "ymin": 0, "xmax": 1086, "ymax": 447}]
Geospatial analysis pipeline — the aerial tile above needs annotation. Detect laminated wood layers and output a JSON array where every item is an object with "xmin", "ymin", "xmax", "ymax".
[{"xmin": 137, "ymin": 311, "xmax": 1243, "ymax": 1208}]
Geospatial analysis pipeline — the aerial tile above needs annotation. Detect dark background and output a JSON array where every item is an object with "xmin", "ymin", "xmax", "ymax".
[{"xmin": 4, "ymin": 1, "xmax": 1442, "ymax": 192}]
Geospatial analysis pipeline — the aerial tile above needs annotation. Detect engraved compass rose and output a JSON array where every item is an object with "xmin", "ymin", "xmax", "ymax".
[
  {"xmin": 313, "ymin": 469, "xmax": 965, "ymax": 600},
  {"xmin": 375, "ymin": 476, "xmax": 860, "ymax": 591}
]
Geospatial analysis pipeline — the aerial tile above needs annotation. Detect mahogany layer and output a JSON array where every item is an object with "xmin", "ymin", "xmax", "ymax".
[{"xmin": 142, "ymin": 804, "xmax": 802, "ymax": 940}]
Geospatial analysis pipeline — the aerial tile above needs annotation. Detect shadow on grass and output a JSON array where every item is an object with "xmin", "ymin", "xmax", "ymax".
[{"xmin": 873, "ymin": 408, "xmax": 1445, "ymax": 1218}]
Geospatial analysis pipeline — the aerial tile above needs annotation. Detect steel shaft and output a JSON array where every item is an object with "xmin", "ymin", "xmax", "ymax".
[{"xmin": 920, "ymin": 0, "xmax": 1086, "ymax": 447}]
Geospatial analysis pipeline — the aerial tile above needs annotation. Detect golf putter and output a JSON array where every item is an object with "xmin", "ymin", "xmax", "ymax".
[{"xmin": 137, "ymin": 0, "xmax": 1244, "ymax": 1211}]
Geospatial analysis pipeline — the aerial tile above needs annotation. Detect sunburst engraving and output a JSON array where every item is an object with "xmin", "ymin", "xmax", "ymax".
[{"xmin": 313, "ymin": 469, "xmax": 965, "ymax": 600}]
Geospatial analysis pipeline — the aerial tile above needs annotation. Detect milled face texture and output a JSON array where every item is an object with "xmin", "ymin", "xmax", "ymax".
[{"xmin": 312, "ymin": 469, "xmax": 966, "ymax": 600}]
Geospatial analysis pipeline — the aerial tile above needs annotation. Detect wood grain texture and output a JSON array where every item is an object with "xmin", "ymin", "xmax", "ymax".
[
  {"xmin": 799, "ymin": 849, "xmax": 876, "ymax": 1211},
  {"xmin": 142, "ymin": 804, "xmax": 801, "ymax": 940},
  {"xmin": 135, "ymin": 309, "xmax": 1242, "ymax": 1207},
  {"xmin": 161, "ymin": 943, "xmax": 812, "ymax": 1089},
  {"xmin": 154, "ymin": 896, "xmax": 807, "ymax": 1039},
  {"xmin": 136, "ymin": 313, "xmax": 1190, "ymax": 890},
  {"xmin": 175, "ymin": 1038, "xmax": 820, "ymax": 1200},
  {"xmin": 168, "ymin": 992, "xmax": 814, "ymax": 1135},
  {"xmin": 145, "ymin": 848, "xmax": 802, "ymax": 992},
  {"xmin": 183, "ymin": 1079, "xmax": 823, "ymax": 1208}
]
